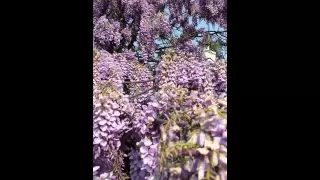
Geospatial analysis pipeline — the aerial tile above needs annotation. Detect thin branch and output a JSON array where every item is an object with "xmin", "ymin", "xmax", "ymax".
[
  {"xmin": 129, "ymin": 86, "xmax": 156, "ymax": 99},
  {"xmin": 178, "ymin": 31, "xmax": 198, "ymax": 43},
  {"xmin": 217, "ymin": 33, "xmax": 227, "ymax": 38},
  {"xmin": 155, "ymin": 114, "xmax": 188, "ymax": 126},
  {"xmin": 196, "ymin": 32, "xmax": 227, "ymax": 38},
  {"xmin": 155, "ymin": 46, "xmax": 174, "ymax": 51},
  {"xmin": 155, "ymin": 117, "xmax": 166, "ymax": 124},
  {"xmin": 147, "ymin": 60, "xmax": 160, "ymax": 62},
  {"xmin": 123, "ymin": 78, "xmax": 155, "ymax": 84},
  {"xmin": 207, "ymin": 30, "xmax": 227, "ymax": 33}
]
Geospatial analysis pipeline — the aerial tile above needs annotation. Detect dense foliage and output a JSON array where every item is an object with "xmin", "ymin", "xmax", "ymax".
[{"xmin": 93, "ymin": 0, "xmax": 227, "ymax": 179}]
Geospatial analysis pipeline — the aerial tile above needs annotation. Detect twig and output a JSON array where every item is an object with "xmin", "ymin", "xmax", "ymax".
[
  {"xmin": 156, "ymin": 46, "xmax": 174, "ymax": 51},
  {"xmin": 155, "ymin": 116, "xmax": 187, "ymax": 126},
  {"xmin": 207, "ymin": 30, "xmax": 227, "ymax": 34},
  {"xmin": 155, "ymin": 118, "xmax": 167, "ymax": 124},
  {"xmin": 129, "ymin": 86, "xmax": 156, "ymax": 99},
  {"xmin": 148, "ymin": 60, "xmax": 160, "ymax": 62},
  {"xmin": 123, "ymin": 78, "xmax": 155, "ymax": 84}
]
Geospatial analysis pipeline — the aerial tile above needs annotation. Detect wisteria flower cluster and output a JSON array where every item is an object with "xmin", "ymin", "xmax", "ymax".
[
  {"xmin": 111, "ymin": 51, "xmax": 154, "ymax": 106},
  {"xmin": 93, "ymin": 49, "xmax": 159, "ymax": 179},
  {"xmin": 93, "ymin": 0, "xmax": 227, "ymax": 179},
  {"xmin": 127, "ymin": 84, "xmax": 227, "ymax": 180},
  {"xmin": 93, "ymin": 49, "xmax": 227, "ymax": 179},
  {"xmin": 155, "ymin": 52, "xmax": 214, "ymax": 93},
  {"xmin": 93, "ymin": 50, "xmax": 136, "ymax": 179},
  {"xmin": 208, "ymin": 59, "xmax": 227, "ymax": 100},
  {"xmin": 94, "ymin": 16, "xmax": 122, "ymax": 48}
]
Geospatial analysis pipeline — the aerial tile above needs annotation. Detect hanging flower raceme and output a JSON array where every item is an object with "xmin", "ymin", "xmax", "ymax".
[
  {"xmin": 208, "ymin": 59, "xmax": 227, "ymax": 100},
  {"xmin": 93, "ymin": 50, "xmax": 135, "ymax": 180},
  {"xmin": 150, "ymin": 85, "xmax": 227, "ymax": 180},
  {"xmin": 156, "ymin": 51, "xmax": 214, "ymax": 93},
  {"xmin": 93, "ymin": 0, "xmax": 105, "ymax": 26},
  {"xmin": 94, "ymin": 16, "xmax": 122, "ymax": 49}
]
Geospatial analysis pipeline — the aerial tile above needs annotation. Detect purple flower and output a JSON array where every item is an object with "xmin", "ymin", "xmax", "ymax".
[
  {"xmin": 144, "ymin": 137, "xmax": 152, "ymax": 146},
  {"xmin": 94, "ymin": 138, "xmax": 102, "ymax": 144},
  {"xmin": 113, "ymin": 110, "xmax": 120, "ymax": 116},
  {"xmin": 140, "ymin": 146, "xmax": 149, "ymax": 154}
]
